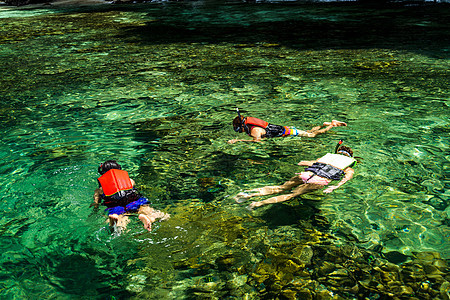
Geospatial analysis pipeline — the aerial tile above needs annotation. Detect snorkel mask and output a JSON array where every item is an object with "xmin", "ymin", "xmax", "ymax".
[
  {"xmin": 335, "ymin": 139, "xmax": 353, "ymax": 157},
  {"xmin": 234, "ymin": 108, "xmax": 244, "ymax": 132}
]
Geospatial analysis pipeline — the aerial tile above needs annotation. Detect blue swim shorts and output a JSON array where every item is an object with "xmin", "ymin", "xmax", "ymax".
[{"xmin": 105, "ymin": 197, "xmax": 149, "ymax": 216}]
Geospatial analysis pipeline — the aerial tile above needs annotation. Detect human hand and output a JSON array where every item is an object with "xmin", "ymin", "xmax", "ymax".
[
  {"xmin": 323, "ymin": 186, "xmax": 337, "ymax": 194},
  {"xmin": 227, "ymin": 139, "xmax": 237, "ymax": 144},
  {"xmin": 89, "ymin": 202, "xmax": 99, "ymax": 209},
  {"xmin": 298, "ymin": 161, "xmax": 310, "ymax": 166}
]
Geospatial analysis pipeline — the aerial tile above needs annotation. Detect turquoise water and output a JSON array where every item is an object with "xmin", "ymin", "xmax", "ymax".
[{"xmin": 0, "ymin": 1, "xmax": 449, "ymax": 298}]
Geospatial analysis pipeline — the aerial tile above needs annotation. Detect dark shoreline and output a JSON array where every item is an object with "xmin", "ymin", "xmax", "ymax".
[{"xmin": 1, "ymin": 0, "xmax": 449, "ymax": 9}]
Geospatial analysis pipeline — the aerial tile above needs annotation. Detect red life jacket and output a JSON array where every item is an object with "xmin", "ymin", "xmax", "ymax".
[
  {"xmin": 244, "ymin": 117, "xmax": 269, "ymax": 128},
  {"xmin": 98, "ymin": 169, "xmax": 133, "ymax": 197},
  {"xmin": 244, "ymin": 117, "xmax": 269, "ymax": 135}
]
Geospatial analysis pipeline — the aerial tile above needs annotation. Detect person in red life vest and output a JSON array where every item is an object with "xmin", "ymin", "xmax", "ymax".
[
  {"xmin": 228, "ymin": 109, "xmax": 347, "ymax": 144},
  {"xmin": 91, "ymin": 160, "xmax": 169, "ymax": 232},
  {"xmin": 234, "ymin": 141, "xmax": 356, "ymax": 210}
]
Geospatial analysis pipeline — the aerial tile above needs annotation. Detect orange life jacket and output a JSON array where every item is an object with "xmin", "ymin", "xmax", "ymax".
[
  {"xmin": 243, "ymin": 117, "xmax": 269, "ymax": 135},
  {"xmin": 244, "ymin": 117, "xmax": 269, "ymax": 129},
  {"xmin": 98, "ymin": 169, "xmax": 133, "ymax": 197}
]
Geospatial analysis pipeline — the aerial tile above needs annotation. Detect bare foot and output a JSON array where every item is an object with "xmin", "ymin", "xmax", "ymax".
[
  {"xmin": 159, "ymin": 213, "xmax": 170, "ymax": 221},
  {"xmin": 139, "ymin": 214, "xmax": 153, "ymax": 231},
  {"xmin": 331, "ymin": 120, "xmax": 347, "ymax": 127},
  {"xmin": 234, "ymin": 192, "xmax": 252, "ymax": 203}
]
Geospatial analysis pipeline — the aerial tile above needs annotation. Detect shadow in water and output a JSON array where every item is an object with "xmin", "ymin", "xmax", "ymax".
[
  {"xmin": 118, "ymin": 2, "xmax": 450, "ymax": 58},
  {"xmin": 53, "ymin": 254, "xmax": 105, "ymax": 295},
  {"xmin": 257, "ymin": 198, "xmax": 325, "ymax": 229}
]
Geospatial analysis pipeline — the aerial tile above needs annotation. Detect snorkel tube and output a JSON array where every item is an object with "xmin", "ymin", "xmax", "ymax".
[
  {"xmin": 334, "ymin": 139, "xmax": 343, "ymax": 154},
  {"xmin": 234, "ymin": 108, "xmax": 243, "ymax": 132}
]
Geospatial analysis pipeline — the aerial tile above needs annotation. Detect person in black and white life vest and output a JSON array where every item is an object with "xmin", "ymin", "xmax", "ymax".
[{"xmin": 235, "ymin": 141, "xmax": 356, "ymax": 210}]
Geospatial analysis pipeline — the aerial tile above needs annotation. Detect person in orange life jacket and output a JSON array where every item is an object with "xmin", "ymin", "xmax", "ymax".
[
  {"xmin": 235, "ymin": 141, "xmax": 356, "ymax": 210},
  {"xmin": 92, "ymin": 160, "xmax": 169, "ymax": 231},
  {"xmin": 227, "ymin": 109, "xmax": 347, "ymax": 144}
]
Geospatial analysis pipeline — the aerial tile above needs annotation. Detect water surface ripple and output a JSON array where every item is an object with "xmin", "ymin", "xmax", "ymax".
[{"xmin": 0, "ymin": 1, "xmax": 449, "ymax": 299}]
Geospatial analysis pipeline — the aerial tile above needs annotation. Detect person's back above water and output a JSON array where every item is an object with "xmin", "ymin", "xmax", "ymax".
[
  {"xmin": 227, "ymin": 108, "xmax": 347, "ymax": 144},
  {"xmin": 92, "ymin": 160, "xmax": 169, "ymax": 232}
]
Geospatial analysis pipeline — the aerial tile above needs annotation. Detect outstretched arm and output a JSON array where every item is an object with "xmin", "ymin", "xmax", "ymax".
[
  {"xmin": 227, "ymin": 137, "xmax": 262, "ymax": 144},
  {"xmin": 323, "ymin": 167, "xmax": 354, "ymax": 193},
  {"xmin": 228, "ymin": 127, "xmax": 265, "ymax": 144},
  {"xmin": 91, "ymin": 187, "xmax": 103, "ymax": 208}
]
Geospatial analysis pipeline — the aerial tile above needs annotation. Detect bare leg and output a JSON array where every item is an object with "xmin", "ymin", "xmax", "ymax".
[
  {"xmin": 307, "ymin": 126, "xmax": 322, "ymax": 132},
  {"xmin": 247, "ymin": 183, "xmax": 324, "ymax": 209},
  {"xmin": 139, "ymin": 205, "xmax": 170, "ymax": 220},
  {"xmin": 109, "ymin": 214, "xmax": 130, "ymax": 232},
  {"xmin": 306, "ymin": 120, "xmax": 347, "ymax": 137},
  {"xmin": 139, "ymin": 214, "xmax": 155, "ymax": 231},
  {"xmin": 235, "ymin": 176, "xmax": 303, "ymax": 203},
  {"xmin": 138, "ymin": 205, "xmax": 170, "ymax": 231},
  {"xmin": 109, "ymin": 214, "xmax": 118, "ymax": 225},
  {"xmin": 306, "ymin": 124, "xmax": 334, "ymax": 137},
  {"xmin": 109, "ymin": 214, "xmax": 119, "ymax": 228}
]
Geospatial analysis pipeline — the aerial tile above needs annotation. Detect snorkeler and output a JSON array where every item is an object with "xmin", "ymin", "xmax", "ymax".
[
  {"xmin": 227, "ymin": 108, "xmax": 347, "ymax": 144},
  {"xmin": 235, "ymin": 141, "xmax": 356, "ymax": 209},
  {"xmin": 91, "ymin": 160, "xmax": 169, "ymax": 232}
]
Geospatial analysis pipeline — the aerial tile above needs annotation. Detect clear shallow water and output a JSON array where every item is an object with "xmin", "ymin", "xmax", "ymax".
[{"xmin": 0, "ymin": 1, "xmax": 449, "ymax": 298}]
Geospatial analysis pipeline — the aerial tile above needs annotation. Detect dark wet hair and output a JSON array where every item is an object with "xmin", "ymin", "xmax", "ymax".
[
  {"xmin": 98, "ymin": 160, "xmax": 122, "ymax": 175},
  {"xmin": 337, "ymin": 146, "xmax": 353, "ymax": 157},
  {"xmin": 232, "ymin": 116, "xmax": 244, "ymax": 132}
]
